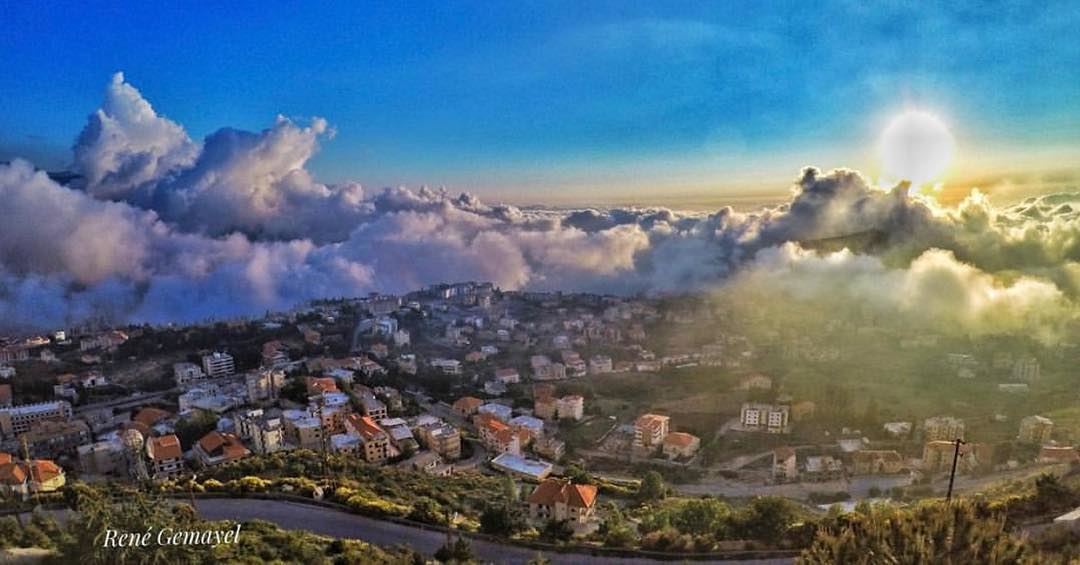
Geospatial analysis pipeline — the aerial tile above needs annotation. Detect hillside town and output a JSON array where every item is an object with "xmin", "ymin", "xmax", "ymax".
[{"xmin": 2, "ymin": 281, "xmax": 1079, "ymax": 540}]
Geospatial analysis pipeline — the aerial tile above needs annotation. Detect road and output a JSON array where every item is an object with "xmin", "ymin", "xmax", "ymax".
[
  {"xmin": 74, "ymin": 390, "xmax": 171, "ymax": 414},
  {"xmin": 193, "ymin": 498, "xmax": 793, "ymax": 565}
]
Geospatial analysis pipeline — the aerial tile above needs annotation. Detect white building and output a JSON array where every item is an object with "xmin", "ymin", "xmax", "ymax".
[
  {"xmin": 202, "ymin": 352, "xmax": 236, "ymax": 379},
  {"xmin": 740, "ymin": 403, "xmax": 790, "ymax": 433}
]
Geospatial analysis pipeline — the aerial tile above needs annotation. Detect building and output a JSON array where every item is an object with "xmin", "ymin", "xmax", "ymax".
[
  {"xmin": 1018, "ymin": 415, "xmax": 1054, "ymax": 444},
  {"xmin": 452, "ymin": 396, "xmax": 484, "ymax": 417},
  {"xmin": 804, "ymin": 455, "xmax": 844, "ymax": 481},
  {"xmin": 510, "ymin": 415, "xmax": 545, "ymax": 440},
  {"xmin": 0, "ymin": 401, "xmax": 73, "ymax": 438},
  {"xmin": 922, "ymin": 441, "xmax": 990, "ymax": 473},
  {"xmin": 1038, "ymin": 446, "xmax": 1080, "ymax": 464},
  {"xmin": 533, "ymin": 436, "xmax": 566, "ymax": 461},
  {"xmin": 555, "ymin": 396, "xmax": 584, "ymax": 421},
  {"xmin": 357, "ymin": 391, "xmax": 388, "ymax": 421},
  {"xmin": 201, "ymin": 352, "xmax": 236, "ymax": 379},
  {"xmin": 0, "ymin": 384, "xmax": 10, "ymax": 408},
  {"xmin": 588, "ymin": 355, "xmax": 613, "ymax": 375},
  {"xmin": 400, "ymin": 451, "xmax": 452, "ymax": 476},
  {"xmin": 740, "ymin": 403, "xmax": 790, "ymax": 433},
  {"xmin": 344, "ymin": 415, "xmax": 391, "ymax": 463},
  {"xmin": 494, "ymin": 368, "xmax": 520, "ymax": 384},
  {"xmin": 246, "ymin": 369, "xmax": 286, "ymax": 404},
  {"xmin": 77, "ymin": 439, "xmax": 125, "ymax": 476},
  {"xmin": 491, "ymin": 452, "xmax": 554, "ymax": 482},
  {"xmin": 416, "ymin": 421, "xmax": 462, "ymax": 460},
  {"xmin": 306, "ymin": 377, "xmax": 338, "ymax": 395},
  {"xmin": 172, "ymin": 362, "xmax": 205, "ymax": 386},
  {"xmin": 430, "ymin": 358, "xmax": 462, "ymax": 375},
  {"xmin": 662, "ymin": 432, "xmax": 701, "ymax": 459},
  {"xmin": 379, "ymin": 417, "xmax": 418, "ymax": 452},
  {"xmin": 261, "ymin": 341, "xmax": 290, "ymax": 367},
  {"xmin": 194, "ymin": 432, "xmax": 250, "ymax": 466},
  {"xmin": 235, "ymin": 409, "xmax": 285, "ymax": 455},
  {"xmin": 0, "ymin": 458, "xmax": 66, "ymax": 499},
  {"xmin": 477, "ymin": 402, "xmax": 513, "ymax": 423},
  {"xmin": 924, "ymin": 416, "xmax": 965, "ymax": 441},
  {"xmin": 851, "ymin": 450, "xmax": 904, "ymax": 475},
  {"xmin": 1012, "ymin": 357, "xmax": 1040, "ymax": 382},
  {"xmin": 18, "ymin": 419, "xmax": 91, "ymax": 458},
  {"xmin": 146, "ymin": 434, "xmax": 184, "ymax": 480},
  {"xmin": 772, "ymin": 447, "xmax": 798, "ymax": 482},
  {"xmin": 738, "ymin": 373, "xmax": 773, "ymax": 390},
  {"xmin": 526, "ymin": 478, "xmax": 598, "ymax": 524},
  {"xmin": 633, "ymin": 413, "xmax": 670, "ymax": 450}
]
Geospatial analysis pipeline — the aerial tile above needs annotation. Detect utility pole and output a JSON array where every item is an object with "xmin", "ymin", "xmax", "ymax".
[{"xmin": 946, "ymin": 438, "xmax": 965, "ymax": 501}]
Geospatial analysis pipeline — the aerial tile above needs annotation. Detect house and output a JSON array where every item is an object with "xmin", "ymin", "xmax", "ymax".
[
  {"xmin": 738, "ymin": 373, "xmax": 773, "ymax": 390},
  {"xmin": 306, "ymin": 377, "xmax": 338, "ymax": 395},
  {"xmin": 662, "ymin": 432, "xmax": 701, "ymax": 459},
  {"xmin": 494, "ymin": 368, "xmax": 520, "ymax": 384},
  {"xmin": 0, "ymin": 458, "xmax": 66, "ymax": 499},
  {"xmin": 146, "ymin": 434, "xmax": 184, "ymax": 480},
  {"xmin": 477, "ymin": 414, "xmax": 522, "ymax": 455},
  {"xmin": 133, "ymin": 407, "xmax": 173, "ymax": 430},
  {"xmin": 555, "ymin": 396, "xmax": 584, "ymax": 421},
  {"xmin": 883, "ymin": 421, "xmax": 913, "ymax": 438},
  {"xmin": 588, "ymin": 355, "xmax": 613, "ymax": 375},
  {"xmin": 772, "ymin": 447, "xmax": 798, "ymax": 482},
  {"xmin": 430, "ymin": 358, "xmax": 462, "ymax": 375},
  {"xmin": 452, "ymin": 396, "xmax": 484, "ymax": 417},
  {"xmin": 1038, "ymin": 446, "xmax": 1080, "ymax": 464},
  {"xmin": 0, "ymin": 384, "xmax": 10, "ymax": 408},
  {"xmin": 740, "ymin": 403, "xmax": 790, "ymax": 433},
  {"xmin": 1018, "ymin": 416, "xmax": 1054, "ymax": 444},
  {"xmin": 851, "ymin": 450, "xmax": 904, "ymax": 475},
  {"xmin": 400, "ymin": 451, "xmax": 453, "ymax": 476},
  {"xmin": 924, "ymin": 416, "xmax": 965, "ymax": 441},
  {"xmin": 194, "ymin": 431, "xmax": 250, "ymax": 466},
  {"xmin": 526, "ymin": 478, "xmax": 598, "ymax": 524},
  {"xmin": 633, "ymin": 413, "xmax": 670, "ymax": 450}
]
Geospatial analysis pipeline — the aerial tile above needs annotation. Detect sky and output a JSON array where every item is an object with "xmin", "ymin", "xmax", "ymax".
[{"xmin": 2, "ymin": 1, "xmax": 1080, "ymax": 207}]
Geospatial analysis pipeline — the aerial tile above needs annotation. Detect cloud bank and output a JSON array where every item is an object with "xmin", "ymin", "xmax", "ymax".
[{"xmin": 2, "ymin": 74, "xmax": 1079, "ymax": 339}]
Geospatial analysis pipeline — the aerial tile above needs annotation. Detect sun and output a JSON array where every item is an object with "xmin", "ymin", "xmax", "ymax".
[{"xmin": 879, "ymin": 110, "xmax": 955, "ymax": 187}]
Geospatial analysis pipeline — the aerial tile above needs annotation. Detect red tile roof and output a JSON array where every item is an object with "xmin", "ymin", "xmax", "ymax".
[
  {"xmin": 664, "ymin": 432, "xmax": 699, "ymax": 448},
  {"xmin": 526, "ymin": 478, "xmax": 598, "ymax": 509},
  {"xmin": 0, "ymin": 462, "xmax": 27, "ymax": 485},
  {"xmin": 133, "ymin": 407, "xmax": 172, "ymax": 427},
  {"xmin": 28, "ymin": 460, "xmax": 63, "ymax": 483},
  {"xmin": 149, "ymin": 434, "xmax": 182, "ymax": 461}
]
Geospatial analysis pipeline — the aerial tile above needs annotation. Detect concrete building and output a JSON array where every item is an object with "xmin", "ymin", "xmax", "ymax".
[
  {"xmin": 740, "ymin": 403, "xmax": 790, "ymax": 433},
  {"xmin": 0, "ymin": 401, "xmax": 73, "ymax": 438},
  {"xmin": 851, "ymin": 450, "xmax": 904, "ymax": 475},
  {"xmin": 18, "ymin": 419, "xmax": 91, "ymax": 458},
  {"xmin": 235, "ymin": 409, "xmax": 285, "ymax": 455},
  {"xmin": 246, "ymin": 369, "xmax": 286, "ymax": 404},
  {"xmin": 201, "ymin": 352, "xmax": 236, "ymax": 379},
  {"xmin": 633, "ymin": 413, "xmax": 670, "ymax": 450},
  {"xmin": 772, "ymin": 447, "xmax": 798, "ymax": 482},
  {"xmin": 1018, "ymin": 415, "xmax": 1054, "ymax": 444},
  {"xmin": 416, "ymin": 421, "xmax": 462, "ymax": 460},
  {"xmin": 344, "ymin": 414, "xmax": 390, "ymax": 463},
  {"xmin": 924, "ymin": 416, "xmax": 965, "ymax": 442},
  {"xmin": 172, "ymin": 362, "xmax": 205, "ymax": 386}
]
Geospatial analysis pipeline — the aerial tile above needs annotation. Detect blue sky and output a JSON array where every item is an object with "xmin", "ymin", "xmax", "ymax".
[{"xmin": 3, "ymin": 1, "xmax": 1080, "ymax": 205}]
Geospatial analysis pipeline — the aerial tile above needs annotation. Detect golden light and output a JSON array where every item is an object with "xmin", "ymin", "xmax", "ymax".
[{"xmin": 879, "ymin": 110, "xmax": 955, "ymax": 187}]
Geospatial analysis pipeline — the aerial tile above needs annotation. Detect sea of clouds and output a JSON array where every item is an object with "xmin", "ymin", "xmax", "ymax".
[{"xmin": 2, "ymin": 73, "xmax": 1079, "ymax": 336}]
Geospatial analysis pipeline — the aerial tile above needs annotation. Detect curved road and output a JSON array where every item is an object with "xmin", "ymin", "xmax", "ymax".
[{"xmin": 193, "ymin": 498, "xmax": 792, "ymax": 565}]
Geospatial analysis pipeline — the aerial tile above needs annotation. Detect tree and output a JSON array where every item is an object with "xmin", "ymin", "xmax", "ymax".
[
  {"xmin": 174, "ymin": 409, "xmax": 220, "ymax": 450},
  {"xmin": 637, "ymin": 471, "xmax": 666, "ymax": 503},
  {"xmin": 672, "ymin": 498, "xmax": 731, "ymax": 536},
  {"xmin": 736, "ymin": 496, "xmax": 798, "ymax": 542},
  {"xmin": 433, "ymin": 537, "xmax": 474, "ymax": 563},
  {"xmin": 407, "ymin": 497, "xmax": 444, "ymax": 525}
]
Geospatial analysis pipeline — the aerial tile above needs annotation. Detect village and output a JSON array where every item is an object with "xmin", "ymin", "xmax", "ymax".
[{"xmin": 2, "ymin": 281, "xmax": 1079, "ymax": 537}]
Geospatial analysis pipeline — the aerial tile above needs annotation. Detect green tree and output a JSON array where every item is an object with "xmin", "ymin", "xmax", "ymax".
[
  {"xmin": 637, "ymin": 471, "xmax": 666, "ymax": 503},
  {"xmin": 433, "ymin": 537, "xmax": 474, "ymax": 563}
]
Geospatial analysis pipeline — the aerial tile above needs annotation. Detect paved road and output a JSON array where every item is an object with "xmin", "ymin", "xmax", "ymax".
[{"xmin": 193, "ymin": 498, "xmax": 792, "ymax": 565}]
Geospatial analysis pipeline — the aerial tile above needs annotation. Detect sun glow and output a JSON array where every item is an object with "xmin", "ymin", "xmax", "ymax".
[{"xmin": 879, "ymin": 110, "xmax": 955, "ymax": 188}]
